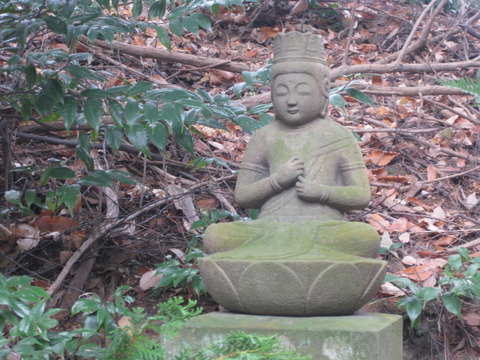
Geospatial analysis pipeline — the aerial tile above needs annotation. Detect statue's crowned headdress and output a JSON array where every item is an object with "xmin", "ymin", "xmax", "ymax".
[{"xmin": 273, "ymin": 32, "xmax": 326, "ymax": 65}]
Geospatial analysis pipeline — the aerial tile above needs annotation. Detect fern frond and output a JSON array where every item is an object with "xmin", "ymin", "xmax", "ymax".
[{"xmin": 440, "ymin": 73, "xmax": 480, "ymax": 101}]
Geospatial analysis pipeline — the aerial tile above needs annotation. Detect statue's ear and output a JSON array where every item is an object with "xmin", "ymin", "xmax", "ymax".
[{"xmin": 324, "ymin": 77, "xmax": 330, "ymax": 95}]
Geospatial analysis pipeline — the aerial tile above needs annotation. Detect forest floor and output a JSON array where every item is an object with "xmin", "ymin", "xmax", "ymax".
[{"xmin": 1, "ymin": 0, "xmax": 480, "ymax": 359}]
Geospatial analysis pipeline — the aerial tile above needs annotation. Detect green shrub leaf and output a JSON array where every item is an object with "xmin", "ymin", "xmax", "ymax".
[
  {"xmin": 43, "ymin": 15, "xmax": 68, "ymax": 35},
  {"xmin": 127, "ymin": 124, "xmax": 149, "ymax": 155},
  {"xmin": 84, "ymin": 98, "xmax": 102, "ymax": 136},
  {"xmin": 442, "ymin": 292, "xmax": 462, "ymax": 318},
  {"xmin": 149, "ymin": 0, "xmax": 167, "ymax": 19}
]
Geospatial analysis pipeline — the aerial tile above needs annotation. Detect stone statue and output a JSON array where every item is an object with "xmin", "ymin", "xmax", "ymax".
[{"xmin": 199, "ymin": 31, "xmax": 386, "ymax": 316}]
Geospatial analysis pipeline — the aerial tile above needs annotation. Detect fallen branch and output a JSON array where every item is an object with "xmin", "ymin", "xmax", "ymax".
[
  {"xmin": 79, "ymin": 41, "xmax": 180, "ymax": 88},
  {"xmin": 88, "ymin": 38, "xmax": 250, "ymax": 74},
  {"xmin": 14, "ymin": 131, "xmax": 164, "ymax": 161},
  {"xmin": 394, "ymin": 0, "xmax": 444, "ymax": 65},
  {"xmin": 379, "ymin": 7, "xmax": 480, "ymax": 65},
  {"xmin": 445, "ymin": 238, "xmax": 480, "ymax": 255},
  {"xmin": 330, "ymin": 58, "xmax": 480, "ymax": 80},
  {"xmin": 47, "ymin": 174, "xmax": 235, "ymax": 296},
  {"xmin": 240, "ymin": 84, "xmax": 472, "ymax": 109}
]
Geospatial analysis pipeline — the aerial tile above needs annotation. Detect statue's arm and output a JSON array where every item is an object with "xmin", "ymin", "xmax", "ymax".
[
  {"xmin": 235, "ymin": 132, "xmax": 304, "ymax": 209},
  {"xmin": 296, "ymin": 144, "xmax": 370, "ymax": 210},
  {"xmin": 321, "ymin": 167, "xmax": 371, "ymax": 211}
]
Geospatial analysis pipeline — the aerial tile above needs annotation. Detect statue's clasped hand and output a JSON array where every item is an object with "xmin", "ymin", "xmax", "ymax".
[
  {"xmin": 271, "ymin": 157, "xmax": 304, "ymax": 190},
  {"xmin": 296, "ymin": 176, "xmax": 330, "ymax": 203}
]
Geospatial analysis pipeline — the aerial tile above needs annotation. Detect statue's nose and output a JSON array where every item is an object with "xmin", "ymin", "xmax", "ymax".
[{"xmin": 287, "ymin": 96, "xmax": 298, "ymax": 106}]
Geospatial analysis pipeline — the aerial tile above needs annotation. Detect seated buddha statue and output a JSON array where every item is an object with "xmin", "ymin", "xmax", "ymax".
[{"xmin": 199, "ymin": 31, "xmax": 386, "ymax": 316}]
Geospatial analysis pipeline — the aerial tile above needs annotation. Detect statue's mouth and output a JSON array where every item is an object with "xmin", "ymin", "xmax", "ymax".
[{"xmin": 287, "ymin": 109, "xmax": 299, "ymax": 114}]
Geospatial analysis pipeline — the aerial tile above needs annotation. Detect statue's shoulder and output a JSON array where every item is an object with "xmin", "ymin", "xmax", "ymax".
[
  {"xmin": 318, "ymin": 119, "xmax": 355, "ymax": 141},
  {"xmin": 250, "ymin": 122, "xmax": 278, "ymax": 141}
]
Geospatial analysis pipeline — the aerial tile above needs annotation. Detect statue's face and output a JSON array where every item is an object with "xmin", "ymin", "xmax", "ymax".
[{"xmin": 272, "ymin": 73, "xmax": 325, "ymax": 127}]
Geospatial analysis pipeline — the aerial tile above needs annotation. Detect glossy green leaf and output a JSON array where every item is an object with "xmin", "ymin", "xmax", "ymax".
[
  {"xmin": 20, "ymin": 96, "xmax": 32, "ymax": 121},
  {"xmin": 235, "ymin": 115, "xmax": 262, "ymax": 135},
  {"xmin": 56, "ymin": 185, "xmax": 80, "ymax": 215},
  {"xmin": 60, "ymin": 96, "xmax": 78, "ymax": 133},
  {"xmin": 405, "ymin": 297, "xmax": 422, "ymax": 326},
  {"xmin": 49, "ymin": 166, "xmax": 76, "ymax": 179},
  {"xmin": 148, "ymin": 0, "xmax": 167, "ymax": 19},
  {"xmin": 106, "ymin": 170, "xmax": 137, "ymax": 185},
  {"xmin": 161, "ymin": 102, "xmax": 182, "ymax": 127},
  {"xmin": 76, "ymin": 132, "xmax": 94, "ymax": 171},
  {"xmin": 172, "ymin": 125, "xmax": 194, "ymax": 155},
  {"xmin": 84, "ymin": 98, "xmax": 102, "ymax": 136},
  {"xmin": 24, "ymin": 190, "xmax": 37, "ymax": 209},
  {"xmin": 147, "ymin": 122, "xmax": 168, "ymax": 152},
  {"xmin": 182, "ymin": 15, "xmax": 199, "ymax": 34},
  {"xmin": 124, "ymin": 100, "xmax": 140, "ymax": 125},
  {"xmin": 169, "ymin": 19, "xmax": 183, "ymax": 37},
  {"xmin": 156, "ymin": 26, "xmax": 171, "ymax": 51},
  {"xmin": 65, "ymin": 65, "xmax": 106, "ymax": 81},
  {"xmin": 417, "ymin": 287, "xmax": 441, "ymax": 305},
  {"xmin": 39, "ymin": 167, "xmax": 53, "ymax": 186},
  {"xmin": 143, "ymin": 102, "xmax": 159, "ymax": 124},
  {"xmin": 345, "ymin": 87, "xmax": 373, "ymax": 106},
  {"xmin": 105, "ymin": 126, "xmax": 123, "ymax": 153},
  {"xmin": 442, "ymin": 292, "xmax": 462, "ymax": 318},
  {"xmin": 126, "ymin": 81, "xmax": 153, "ymax": 97},
  {"xmin": 258, "ymin": 112, "xmax": 273, "ymax": 126},
  {"xmin": 108, "ymin": 100, "xmax": 124, "ymax": 127},
  {"xmin": 191, "ymin": 13, "xmax": 211, "ymax": 31},
  {"xmin": 448, "ymin": 254, "xmax": 463, "ymax": 272},
  {"xmin": 127, "ymin": 124, "xmax": 149, "ymax": 155},
  {"xmin": 329, "ymin": 93, "xmax": 346, "ymax": 109},
  {"xmin": 43, "ymin": 15, "xmax": 68, "ymax": 35},
  {"xmin": 456, "ymin": 247, "xmax": 470, "ymax": 262},
  {"xmin": 25, "ymin": 64, "xmax": 37, "ymax": 89},
  {"xmin": 78, "ymin": 170, "xmax": 114, "ymax": 189},
  {"xmin": 34, "ymin": 94, "xmax": 54, "ymax": 115},
  {"xmin": 5, "ymin": 190, "xmax": 22, "ymax": 205},
  {"xmin": 132, "ymin": 0, "xmax": 142, "ymax": 17}
]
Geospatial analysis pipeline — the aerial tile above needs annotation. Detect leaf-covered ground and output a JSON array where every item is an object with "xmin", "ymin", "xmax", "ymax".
[{"xmin": 1, "ymin": 0, "xmax": 480, "ymax": 358}]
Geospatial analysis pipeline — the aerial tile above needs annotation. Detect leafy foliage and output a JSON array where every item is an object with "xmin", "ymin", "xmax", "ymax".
[
  {"xmin": 176, "ymin": 331, "xmax": 312, "ymax": 360},
  {"xmin": 0, "ymin": 275, "xmax": 309, "ymax": 360},
  {"xmin": 0, "ymin": 274, "xmax": 91, "ymax": 359},
  {"xmin": 386, "ymin": 248, "xmax": 480, "ymax": 327},
  {"xmin": 154, "ymin": 209, "xmax": 240, "ymax": 296},
  {"xmin": 0, "ymin": 0, "xmax": 268, "ymax": 220},
  {"xmin": 440, "ymin": 73, "xmax": 480, "ymax": 106}
]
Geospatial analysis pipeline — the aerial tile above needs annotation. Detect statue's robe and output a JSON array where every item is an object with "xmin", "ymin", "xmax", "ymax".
[{"xmin": 204, "ymin": 118, "xmax": 379, "ymax": 260}]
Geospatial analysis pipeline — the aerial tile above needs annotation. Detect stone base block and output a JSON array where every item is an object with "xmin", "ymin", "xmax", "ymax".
[{"xmin": 164, "ymin": 312, "xmax": 403, "ymax": 360}]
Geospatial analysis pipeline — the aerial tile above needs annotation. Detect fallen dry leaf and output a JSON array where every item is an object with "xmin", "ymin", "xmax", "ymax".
[
  {"xmin": 139, "ymin": 269, "xmax": 163, "ymax": 291},
  {"xmin": 365, "ymin": 150, "xmax": 399, "ymax": 166},
  {"xmin": 368, "ymin": 213, "xmax": 390, "ymax": 233},
  {"xmin": 196, "ymin": 198, "xmax": 220, "ymax": 210},
  {"xmin": 33, "ymin": 216, "xmax": 80, "ymax": 232},
  {"xmin": 398, "ymin": 265, "xmax": 434, "ymax": 282},
  {"xmin": 12, "ymin": 224, "xmax": 41, "ymax": 252},
  {"xmin": 381, "ymin": 282, "xmax": 407, "ymax": 297},
  {"xmin": 432, "ymin": 235, "xmax": 455, "ymax": 247},
  {"xmin": 388, "ymin": 217, "xmax": 411, "ymax": 233},
  {"xmin": 464, "ymin": 312, "xmax": 480, "ymax": 326},
  {"xmin": 168, "ymin": 248, "xmax": 186, "ymax": 262}
]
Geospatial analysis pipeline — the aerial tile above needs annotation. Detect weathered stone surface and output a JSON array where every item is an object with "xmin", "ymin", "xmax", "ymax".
[
  {"xmin": 200, "ymin": 256, "xmax": 386, "ymax": 316},
  {"xmin": 200, "ymin": 31, "xmax": 386, "ymax": 316},
  {"xmin": 163, "ymin": 312, "xmax": 403, "ymax": 360}
]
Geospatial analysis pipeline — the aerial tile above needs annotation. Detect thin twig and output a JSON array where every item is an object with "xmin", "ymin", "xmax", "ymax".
[
  {"xmin": 445, "ymin": 238, "xmax": 480, "ymax": 254},
  {"xmin": 47, "ymin": 174, "xmax": 235, "ymax": 296},
  {"xmin": 342, "ymin": 0, "xmax": 359, "ymax": 66},
  {"xmin": 424, "ymin": 98, "xmax": 480, "ymax": 125},
  {"xmin": 394, "ymin": 0, "xmax": 439, "ymax": 65},
  {"xmin": 79, "ymin": 41, "xmax": 180, "ymax": 88}
]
